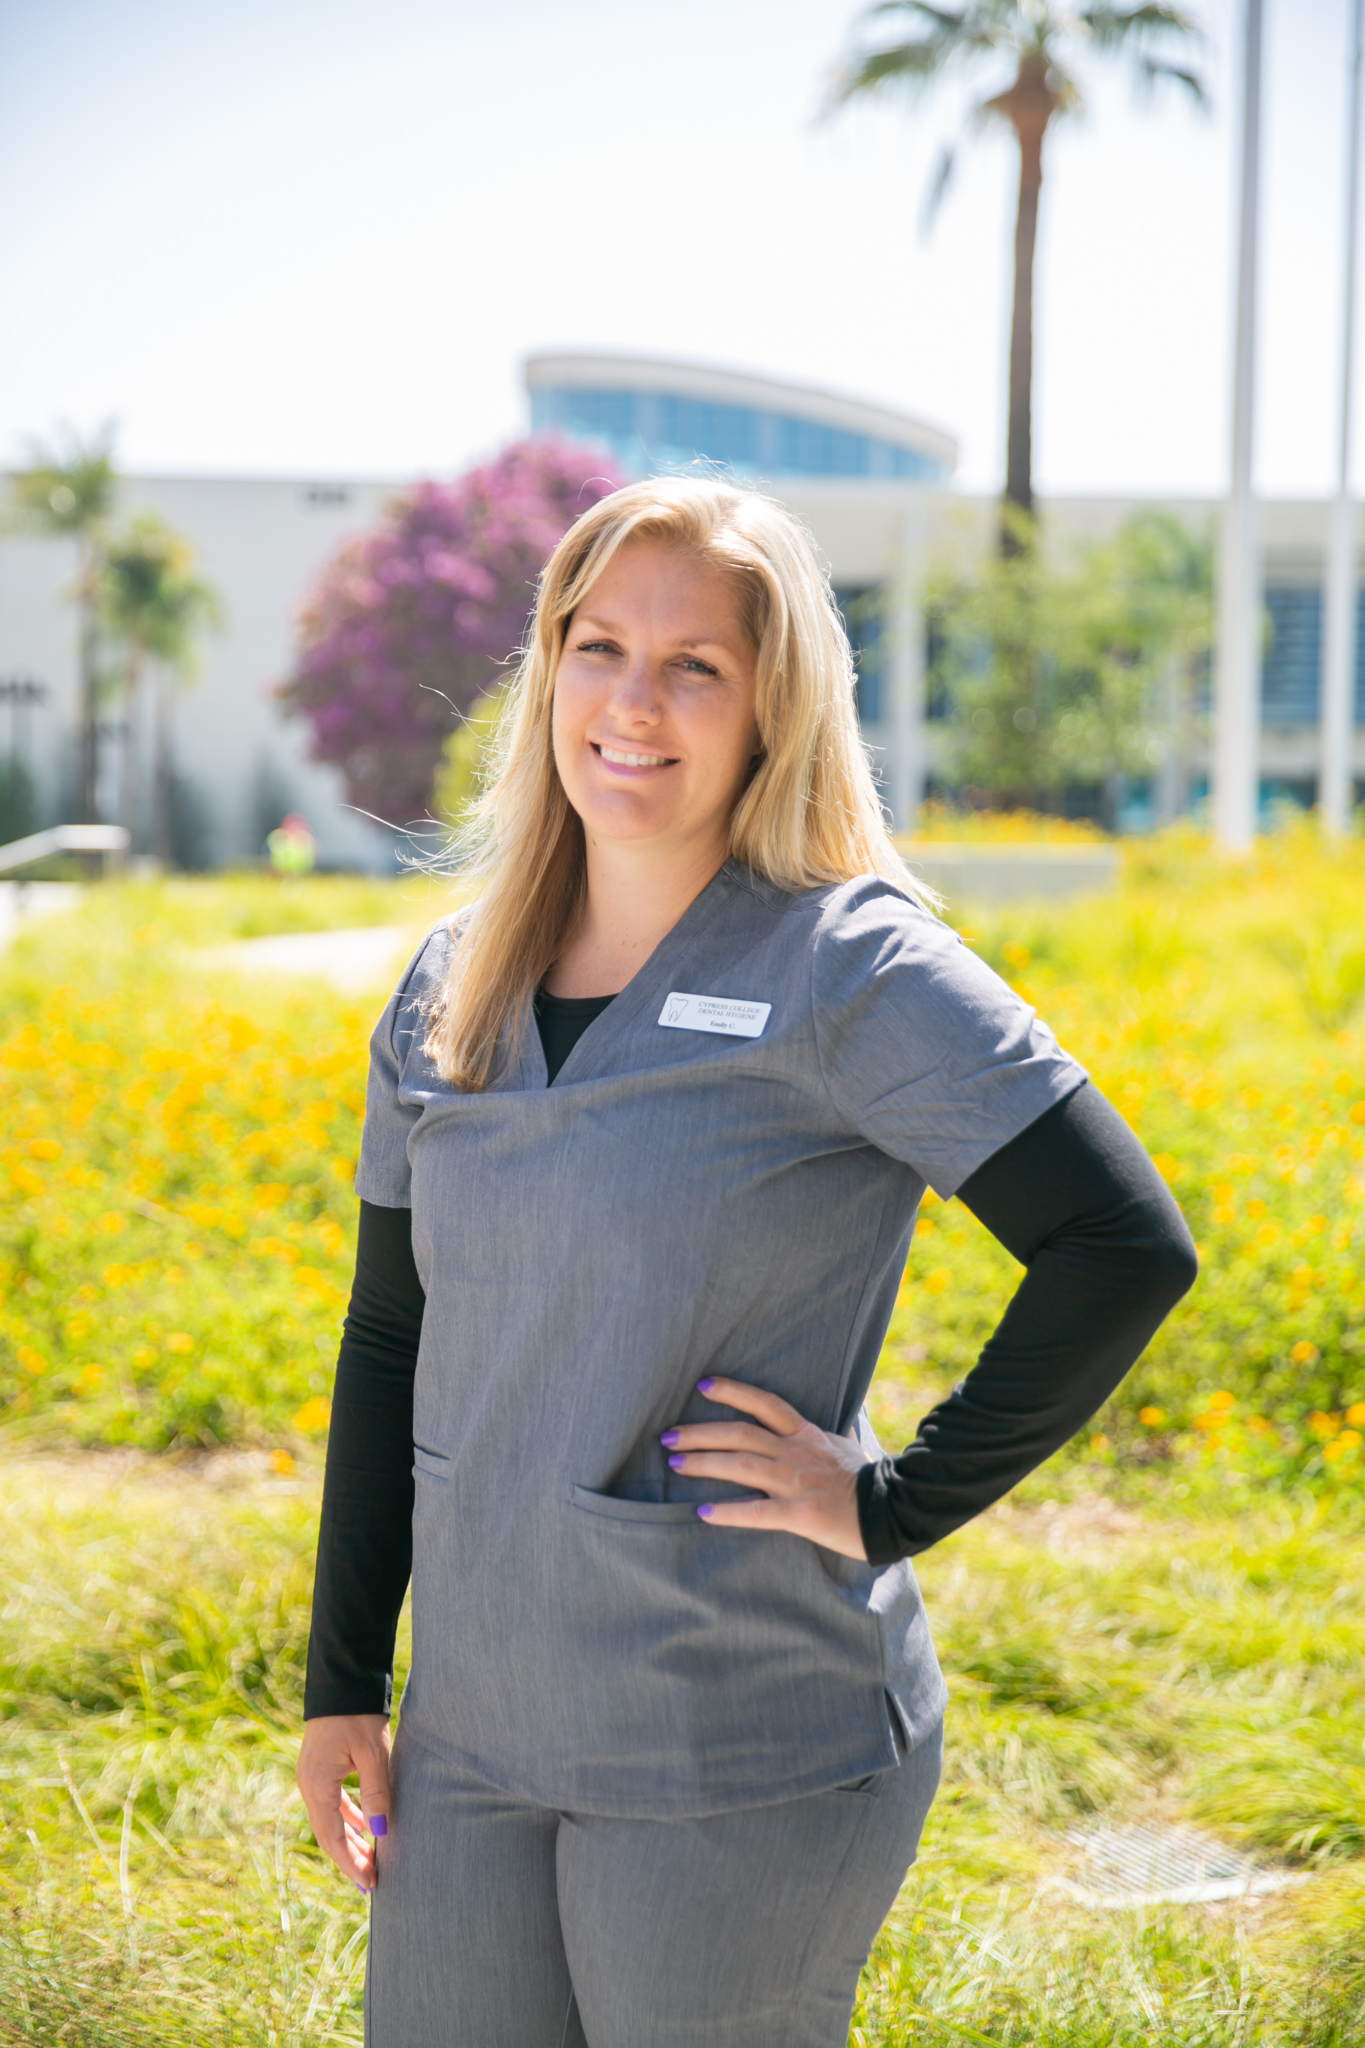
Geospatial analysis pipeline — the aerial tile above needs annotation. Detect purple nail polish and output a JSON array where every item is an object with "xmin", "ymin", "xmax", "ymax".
[
  {"xmin": 355, "ymin": 1881, "xmax": 368, "ymax": 1895},
  {"xmin": 660, "ymin": 1429, "xmax": 681, "ymax": 1447},
  {"xmin": 369, "ymin": 1815, "xmax": 388, "ymax": 1837},
  {"xmin": 697, "ymin": 1504, "xmax": 715, "ymax": 1519},
  {"xmin": 668, "ymin": 1453, "xmax": 686, "ymax": 1470},
  {"xmin": 697, "ymin": 1377, "xmax": 716, "ymax": 1394}
]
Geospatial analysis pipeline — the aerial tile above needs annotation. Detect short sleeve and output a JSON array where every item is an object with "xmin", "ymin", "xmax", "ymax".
[
  {"xmin": 354, "ymin": 925, "xmax": 453, "ymax": 1210},
  {"xmin": 811, "ymin": 879, "xmax": 1087, "ymax": 1199}
]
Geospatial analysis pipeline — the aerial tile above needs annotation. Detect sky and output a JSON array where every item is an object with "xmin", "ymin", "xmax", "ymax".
[{"xmin": 0, "ymin": 0, "xmax": 1357, "ymax": 499}]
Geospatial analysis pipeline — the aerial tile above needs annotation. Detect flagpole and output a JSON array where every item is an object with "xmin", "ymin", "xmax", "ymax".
[
  {"xmin": 1322, "ymin": 0, "xmax": 1364, "ymax": 837},
  {"xmin": 1213, "ymin": 0, "xmax": 1264, "ymax": 852}
]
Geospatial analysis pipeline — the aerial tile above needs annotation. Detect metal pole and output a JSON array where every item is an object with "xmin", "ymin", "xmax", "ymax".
[
  {"xmin": 1213, "ymin": 0, "xmax": 1265, "ymax": 852},
  {"xmin": 1322, "ymin": 0, "xmax": 1364, "ymax": 837}
]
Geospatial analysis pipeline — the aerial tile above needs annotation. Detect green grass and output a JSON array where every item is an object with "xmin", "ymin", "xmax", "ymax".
[{"xmin": 2, "ymin": 1454, "xmax": 1362, "ymax": 2045}]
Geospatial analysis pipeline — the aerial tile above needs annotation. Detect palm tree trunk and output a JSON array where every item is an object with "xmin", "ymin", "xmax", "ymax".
[
  {"xmin": 120, "ymin": 651, "xmax": 144, "ymax": 853},
  {"xmin": 78, "ymin": 544, "xmax": 100, "ymax": 822},
  {"xmin": 154, "ymin": 667, "xmax": 174, "ymax": 869},
  {"xmin": 1003, "ymin": 116, "xmax": 1046, "ymax": 551}
]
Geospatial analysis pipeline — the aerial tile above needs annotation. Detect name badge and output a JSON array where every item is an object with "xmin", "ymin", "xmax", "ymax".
[{"xmin": 658, "ymin": 991, "xmax": 771, "ymax": 1038}]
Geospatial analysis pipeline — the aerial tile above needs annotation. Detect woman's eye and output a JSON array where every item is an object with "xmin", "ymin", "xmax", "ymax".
[
  {"xmin": 577, "ymin": 639, "xmax": 618, "ymax": 655},
  {"xmin": 678, "ymin": 658, "xmax": 719, "ymax": 677}
]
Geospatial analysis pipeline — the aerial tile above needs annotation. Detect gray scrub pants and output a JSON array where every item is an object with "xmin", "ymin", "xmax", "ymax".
[{"xmin": 364, "ymin": 1717, "xmax": 942, "ymax": 2048}]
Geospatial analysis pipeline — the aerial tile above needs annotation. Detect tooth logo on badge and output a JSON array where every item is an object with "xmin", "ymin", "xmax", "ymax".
[{"xmin": 658, "ymin": 992, "xmax": 771, "ymax": 1038}]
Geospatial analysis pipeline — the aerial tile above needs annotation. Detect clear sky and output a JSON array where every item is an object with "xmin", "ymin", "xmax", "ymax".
[{"xmin": 0, "ymin": 0, "xmax": 1355, "ymax": 498}]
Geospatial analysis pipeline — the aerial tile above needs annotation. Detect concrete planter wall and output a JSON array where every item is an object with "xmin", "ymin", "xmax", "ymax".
[{"xmin": 896, "ymin": 840, "xmax": 1120, "ymax": 909}]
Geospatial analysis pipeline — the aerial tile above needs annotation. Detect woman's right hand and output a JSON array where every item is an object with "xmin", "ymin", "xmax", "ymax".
[{"xmin": 296, "ymin": 1714, "xmax": 392, "ymax": 1891}]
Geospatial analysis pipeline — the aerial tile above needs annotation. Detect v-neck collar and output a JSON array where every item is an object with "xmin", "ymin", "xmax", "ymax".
[{"xmin": 514, "ymin": 860, "xmax": 741, "ymax": 1092}]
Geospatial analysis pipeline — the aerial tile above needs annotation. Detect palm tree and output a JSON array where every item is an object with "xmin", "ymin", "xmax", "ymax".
[
  {"xmin": 835, "ymin": 4, "xmax": 1205, "ymax": 544},
  {"xmin": 8, "ymin": 426, "xmax": 118, "ymax": 818},
  {"xmin": 99, "ymin": 513, "xmax": 221, "ymax": 866}
]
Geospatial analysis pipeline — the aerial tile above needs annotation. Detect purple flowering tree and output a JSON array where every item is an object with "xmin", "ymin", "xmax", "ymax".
[{"xmin": 278, "ymin": 437, "xmax": 624, "ymax": 825}]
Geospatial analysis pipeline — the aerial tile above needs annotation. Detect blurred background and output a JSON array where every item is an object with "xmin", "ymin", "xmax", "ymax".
[{"xmin": 1, "ymin": 0, "xmax": 1360, "ymax": 870}]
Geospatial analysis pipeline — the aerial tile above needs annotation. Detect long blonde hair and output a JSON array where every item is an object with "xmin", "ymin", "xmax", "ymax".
[{"xmin": 425, "ymin": 475, "xmax": 925, "ymax": 1089}]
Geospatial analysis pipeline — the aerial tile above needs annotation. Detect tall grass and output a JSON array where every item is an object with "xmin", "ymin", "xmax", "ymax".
[{"xmin": 1, "ymin": 1454, "xmax": 1362, "ymax": 2045}]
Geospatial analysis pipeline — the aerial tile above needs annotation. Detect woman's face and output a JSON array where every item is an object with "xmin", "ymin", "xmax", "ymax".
[{"xmin": 551, "ymin": 540, "xmax": 761, "ymax": 862}]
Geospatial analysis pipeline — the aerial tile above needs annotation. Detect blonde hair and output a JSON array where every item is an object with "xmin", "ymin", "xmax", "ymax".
[{"xmin": 425, "ymin": 474, "xmax": 926, "ymax": 1089}]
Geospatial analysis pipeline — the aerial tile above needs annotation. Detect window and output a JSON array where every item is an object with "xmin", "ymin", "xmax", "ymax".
[
  {"xmin": 834, "ymin": 586, "xmax": 885, "ymax": 725},
  {"xmin": 1260, "ymin": 584, "xmax": 1365, "ymax": 725},
  {"xmin": 530, "ymin": 387, "xmax": 945, "ymax": 484}
]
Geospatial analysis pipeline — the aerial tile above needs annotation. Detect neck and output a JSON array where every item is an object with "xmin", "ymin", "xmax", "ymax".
[{"xmin": 547, "ymin": 830, "xmax": 729, "ymax": 998}]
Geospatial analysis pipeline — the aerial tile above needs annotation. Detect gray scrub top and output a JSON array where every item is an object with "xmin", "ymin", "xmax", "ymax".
[{"xmin": 357, "ymin": 861, "xmax": 1087, "ymax": 1818}]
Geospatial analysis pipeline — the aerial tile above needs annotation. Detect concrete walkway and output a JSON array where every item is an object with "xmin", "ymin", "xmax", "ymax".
[
  {"xmin": 198, "ymin": 924, "xmax": 414, "ymax": 996},
  {"xmin": 0, "ymin": 880, "xmax": 84, "ymax": 951}
]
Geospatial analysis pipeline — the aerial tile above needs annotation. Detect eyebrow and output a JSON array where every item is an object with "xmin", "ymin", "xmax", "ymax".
[{"xmin": 572, "ymin": 612, "xmax": 735, "ymax": 654}]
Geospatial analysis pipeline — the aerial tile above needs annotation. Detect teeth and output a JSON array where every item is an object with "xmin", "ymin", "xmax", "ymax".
[{"xmin": 599, "ymin": 745, "xmax": 670, "ymax": 767}]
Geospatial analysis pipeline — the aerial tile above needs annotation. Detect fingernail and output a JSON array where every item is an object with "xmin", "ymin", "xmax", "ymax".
[
  {"xmin": 668, "ymin": 1453, "xmax": 686, "ymax": 1470},
  {"xmin": 660, "ymin": 1429, "xmax": 681, "ymax": 1447},
  {"xmin": 697, "ymin": 1377, "xmax": 716, "ymax": 1394},
  {"xmin": 697, "ymin": 1504, "xmax": 715, "ymax": 1519},
  {"xmin": 369, "ymin": 1815, "xmax": 388, "ymax": 1837}
]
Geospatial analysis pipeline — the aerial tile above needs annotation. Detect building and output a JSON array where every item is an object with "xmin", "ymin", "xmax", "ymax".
[
  {"xmin": 0, "ymin": 474, "xmax": 401, "ymax": 869},
  {"xmin": 0, "ymin": 350, "xmax": 1361, "ymax": 864}
]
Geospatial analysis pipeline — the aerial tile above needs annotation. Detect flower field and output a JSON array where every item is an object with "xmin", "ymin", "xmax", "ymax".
[
  {"xmin": 2, "ymin": 834, "xmax": 1362, "ymax": 1484},
  {"xmin": 0, "ymin": 875, "xmax": 443, "ymax": 1451}
]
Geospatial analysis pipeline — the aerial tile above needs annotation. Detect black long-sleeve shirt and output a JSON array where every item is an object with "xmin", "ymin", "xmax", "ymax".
[{"xmin": 303, "ymin": 992, "xmax": 1196, "ymax": 1718}]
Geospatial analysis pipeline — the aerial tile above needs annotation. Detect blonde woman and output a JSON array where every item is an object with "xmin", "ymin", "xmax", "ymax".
[{"xmin": 297, "ymin": 477, "xmax": 1195, "ymax": 2047}]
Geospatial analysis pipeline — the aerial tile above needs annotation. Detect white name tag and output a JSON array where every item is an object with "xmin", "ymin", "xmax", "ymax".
[{"xmin": 658, "ymin": 991, "xmax": 771, "ymax": 1038}]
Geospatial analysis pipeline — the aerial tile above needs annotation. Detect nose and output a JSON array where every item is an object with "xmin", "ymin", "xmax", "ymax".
[{"xmin": 606, "ymin": 654, "xmax": 663, "ymax": 726}]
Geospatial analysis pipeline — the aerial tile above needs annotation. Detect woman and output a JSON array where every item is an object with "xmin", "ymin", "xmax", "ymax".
[{"xmin": 298, "ymin": 477, "xmax": 1196, "ymax": 2048}]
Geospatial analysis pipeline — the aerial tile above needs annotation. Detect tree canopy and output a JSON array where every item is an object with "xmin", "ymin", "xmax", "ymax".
[
  {"xmin": 279, "ymin": 438, "xmax": 625, "ymax": 827},
  {"xmin": 927, "ymin": 509, "xmax": 1212, "ymax": 819}
]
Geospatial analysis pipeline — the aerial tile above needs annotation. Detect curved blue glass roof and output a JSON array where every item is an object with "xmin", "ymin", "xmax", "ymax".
[{"xmin": 531, "ymin": 385, "xmax": 947, "ymax": 483}]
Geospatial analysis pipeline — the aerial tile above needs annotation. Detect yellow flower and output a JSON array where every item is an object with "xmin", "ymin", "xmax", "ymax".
[
  {"xmin": 1291, "ymin": 1340, "xmax": 1320, "ymax": 1366},
  {"xmin": 26, "ymin": 1138, "xmax": 61, "ymax": 1160},
  {"xmin": 923, "ymin": 1268, "xmax": 952, "ymax": 1295},
  {"xmin": 1208, "ymin": 1390, "xmax": 1236, "ymax": 1412},
  {"xmin": 165, "ymin": 1332, "xmax": 194, "ymax": 1354},
  {"xmin": 97, "ymin": 1212, "xmax": 127, "ymax": 1235},
  {"xmin": 17, "ymin": 1347, "xmax": 46, "ymax": 1377},
  {"xmin": 271, "ymin": 1448, "xmax": 297, "ymax": 1476},
  {"xmin": 72, "ymin": 1365, "xmax": 104, "ymax": 1395},
  {"xmin": 1151, "ymin": 1154, "xmax": 1182, "ymax": 1184},
  {"xmin": 1346, "ymin": 1402, "xmax": 1365, "ymax": 1428},
  {"xmin": 1138, "ymin": 1406, "xmax": 1166, "ymax": 1427},
  {"xmin": 1338, "ymin": 1428, "xmax": 1363, "ymax": 1451},
  {"xmin": 292, "ymin": 1396, "xmax": 332, "ymax": 1434},
  {"xmin": 1308, "ymin": 1410, "xmax": 1341, "ymax": 1439}
]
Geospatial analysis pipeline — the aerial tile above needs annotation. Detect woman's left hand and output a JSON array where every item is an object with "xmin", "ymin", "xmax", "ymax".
[{"xmin": 660, "ymin": 1377, "xmax": 869, "ymax": 1561}]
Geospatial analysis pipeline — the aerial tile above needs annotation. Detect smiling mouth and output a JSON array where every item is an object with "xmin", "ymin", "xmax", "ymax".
[{"xmin": 592, "ymin": 743, "xmax": 678, "ymax": 768}]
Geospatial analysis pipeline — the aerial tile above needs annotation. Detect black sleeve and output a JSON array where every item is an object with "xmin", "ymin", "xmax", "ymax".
[
  {"xmin": 855, "ymin": 1080, "xmax": 1198, "ymax": 1566},
  {"xmin": 303, "ymin": 1200, "xmax": 424, "ymax": 1719}
]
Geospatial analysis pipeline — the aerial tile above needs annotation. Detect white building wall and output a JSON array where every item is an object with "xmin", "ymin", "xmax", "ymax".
[
  {"xmin": 5, "ymin": 469, "xmax": 1353, "ymax": 868},
  {"xmin": 0, "ymin": 474, "xmax": 403, "ymax": 869}
]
